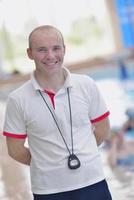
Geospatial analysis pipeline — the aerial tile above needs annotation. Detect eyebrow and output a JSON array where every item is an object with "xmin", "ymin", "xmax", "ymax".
[{"xmin": 36, "ymin": 45, "xmax": 63, "ymax": 49}]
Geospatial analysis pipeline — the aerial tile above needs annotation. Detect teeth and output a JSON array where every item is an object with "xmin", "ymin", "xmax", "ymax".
[{"xmin": 44, "ymin": 62, "xmax": 56, "ymax": 65}]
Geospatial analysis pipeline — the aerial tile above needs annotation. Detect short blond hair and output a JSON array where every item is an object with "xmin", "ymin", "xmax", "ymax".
[{"xmin": 28, "ymin": 25, "xmax": 65, "ymax": 48}]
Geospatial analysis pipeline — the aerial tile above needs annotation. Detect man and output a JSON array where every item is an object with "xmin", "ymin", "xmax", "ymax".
[{"xmin": 3, "ymin": 25, "xmax": 112, "ymax": 200}]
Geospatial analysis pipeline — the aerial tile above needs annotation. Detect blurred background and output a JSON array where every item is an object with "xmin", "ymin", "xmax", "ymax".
[{"xmin": 0, "ymin": 0, "xmax": 134, "ymax": 199}]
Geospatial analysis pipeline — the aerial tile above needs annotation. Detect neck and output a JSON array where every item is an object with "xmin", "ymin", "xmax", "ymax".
[{"xmin": 35, "ymin": 69, "xmax": 65, "ymax": 92}]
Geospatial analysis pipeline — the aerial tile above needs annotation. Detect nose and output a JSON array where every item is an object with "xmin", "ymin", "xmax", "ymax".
[{"xmin": 46, "ymin": 49, "xmax": 55, "ymax": 59}]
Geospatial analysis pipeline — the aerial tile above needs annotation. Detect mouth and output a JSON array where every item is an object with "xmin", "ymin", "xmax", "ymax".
[{"xmin": 43, "ymin": 61, "xmax": 58, "ymax": 66}]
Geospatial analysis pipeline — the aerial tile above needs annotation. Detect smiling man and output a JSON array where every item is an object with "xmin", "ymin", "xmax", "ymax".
[{"xmin": 3, "ymin": 25, "xmax": 112, "ymax": 200}]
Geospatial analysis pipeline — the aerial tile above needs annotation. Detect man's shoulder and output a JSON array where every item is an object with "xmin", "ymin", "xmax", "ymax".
[
  {"xmin": 70, "ymin": 72, "xmax": 94, "ymax": 84},
  {"xmin": 8, "ymin": 79, "xmax": 32, "ymax": 99}
]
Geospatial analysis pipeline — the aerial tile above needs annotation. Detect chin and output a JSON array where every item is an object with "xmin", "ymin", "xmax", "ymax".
[{"xmin": 48, "ymin": 64, "xmax": 62, "ymax": 70}]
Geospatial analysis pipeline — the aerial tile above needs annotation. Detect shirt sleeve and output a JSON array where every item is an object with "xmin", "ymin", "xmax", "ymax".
[
  {"xmin": 3, "ymin": 95, "xmax": 27, "ymax": 139},
  {"xmin": 88, "ymin": 78, "xmax": 110, "ymax": 123}
]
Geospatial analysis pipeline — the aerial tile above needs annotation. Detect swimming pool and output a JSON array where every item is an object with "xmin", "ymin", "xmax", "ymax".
[
  {"xmin": 87, "ymin": 62, "xmax": 134, "ymax": 81},
  {"xmin": 87, "ymin": 62, "xmax": 134, "ymax": 129}
]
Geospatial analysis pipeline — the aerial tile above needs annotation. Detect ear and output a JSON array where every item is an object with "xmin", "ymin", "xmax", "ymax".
[
  {"xmin": 63, "ymin": 45, "xmax": 66, "ymax": 54},
  {"xmin": 27, "ymin": 48, "xmax": 34, "ymax": 60}
]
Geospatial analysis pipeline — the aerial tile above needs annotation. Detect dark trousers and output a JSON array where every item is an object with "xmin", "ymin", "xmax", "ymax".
[{"xmin": 33, "ymin": 179, "xmax": 112, "ymax": 200}]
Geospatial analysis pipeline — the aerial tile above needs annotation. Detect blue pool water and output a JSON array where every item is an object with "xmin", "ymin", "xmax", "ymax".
[
  {"xmin": 87, "ymin": 63, "xmax": 134, "ymax": 129},
  {"xmin": 91, "ymin": 63, "xmax": 134, "ymax": 173},
  {"xmin": 88, "ymin": 62, "xmax": 134, "ymax": 81},
  {"xmin": 125, "ymin": 130, "xmax": 134, "ymax": 140},
  {"xmin": 117, "ymin": 154, "xmax": 134, "ymax": 166}
]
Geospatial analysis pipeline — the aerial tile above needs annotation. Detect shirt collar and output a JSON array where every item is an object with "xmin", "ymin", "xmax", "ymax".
[
  {"xmin": 63, "ymin": 67, "xmax": 73, "ymax": 88},
  {"xmin": 31, "ymin": 66, "xmax": 73, "ymax": 92},
  {"xmin": 31, "ymin": 73, "xmax": 43, "ymax": 91}
]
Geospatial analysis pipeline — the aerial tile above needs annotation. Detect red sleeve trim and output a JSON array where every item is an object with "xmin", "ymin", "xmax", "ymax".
[
  {"xmin": 3, "ymin": 131, "xmax": 27, "ymax": 139},
  {"xmin": 90, "ymin": 111, "xmax": 110, "ymax": 123}
]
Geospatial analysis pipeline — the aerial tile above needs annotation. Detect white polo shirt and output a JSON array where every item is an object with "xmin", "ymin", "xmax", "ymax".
[{"xmin": 3, "ymin": 67, "xmax": 110, "ymax": 194}]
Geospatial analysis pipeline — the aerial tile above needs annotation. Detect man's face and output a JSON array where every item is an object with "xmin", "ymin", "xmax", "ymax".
[{"xmin": 27, "ymin": 29, "xmax": 65, "ymax": 75}]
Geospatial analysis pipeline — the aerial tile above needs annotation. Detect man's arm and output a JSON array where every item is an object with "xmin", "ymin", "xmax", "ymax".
[
  {"xmin": 6, "ymin": 137, "xmax": 31, "ymax": 165},
  {"xmin": 93, "ymin": 117, "xmax": 110, "ymax": 146}
]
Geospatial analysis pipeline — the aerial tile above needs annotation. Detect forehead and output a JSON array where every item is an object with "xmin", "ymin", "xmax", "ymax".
[{"xmin": 30, "ymin": 29, "xmax": 63, "ymax": 48}]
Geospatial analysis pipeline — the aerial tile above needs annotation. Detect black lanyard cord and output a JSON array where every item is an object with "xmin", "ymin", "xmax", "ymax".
[
  {"xmin": 38, "ymin": 89, "xmax": 73, "ymax": 155},
  {"xmin": 67, "ymin": 87, "xmax": 74, "ymax": 154}
]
